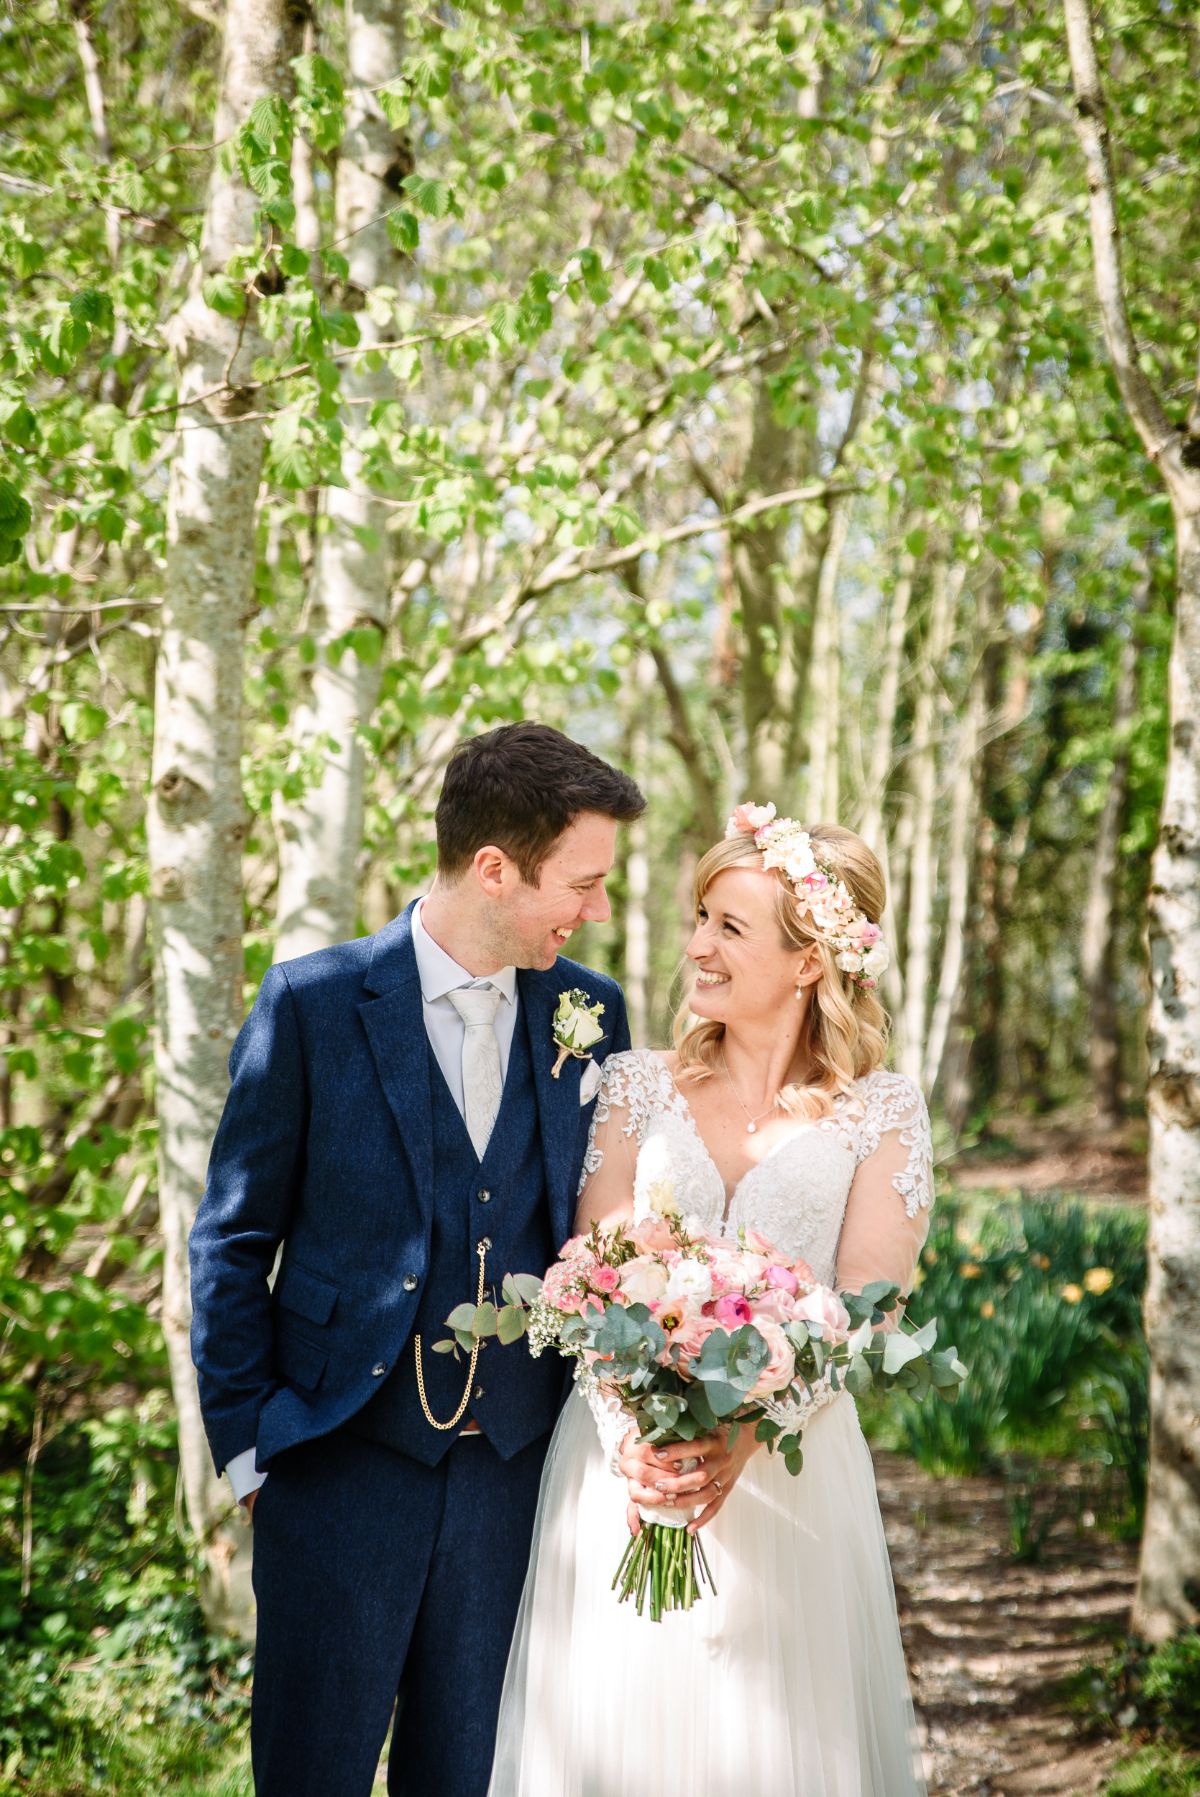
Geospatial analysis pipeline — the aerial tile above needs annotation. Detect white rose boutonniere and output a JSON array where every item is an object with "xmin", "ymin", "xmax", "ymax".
[{"xmin": 551, "ymin": 988, "xmax": 605, "ymax": 1079}]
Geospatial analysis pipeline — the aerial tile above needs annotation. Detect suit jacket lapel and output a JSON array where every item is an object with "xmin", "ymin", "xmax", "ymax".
[
  {"xmin": 521, "ymin": 968, "xmax": 585, "ymax": 1243},
  {"xmin": 357, "ymin": 907, "xmax": 434, "ymax": 1231}
]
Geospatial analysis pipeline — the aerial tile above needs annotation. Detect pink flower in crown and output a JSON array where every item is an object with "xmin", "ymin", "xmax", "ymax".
[
  {"xmin": 726, "ymin": 801, "xmax": 777, "ymax": 837},
  {"xmin": 861, "ymin": 921, "xmax": 882, "ymax": 946},
  {"xmin": 750, "ymin": 1320, "xmax": 797, "ymax": 1398},
  {"xmin": 714, "ymin": 1293, "xmax": 753, "ymax": 1328}
]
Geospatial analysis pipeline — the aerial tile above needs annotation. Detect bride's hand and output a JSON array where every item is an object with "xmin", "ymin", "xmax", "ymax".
[{"xmin": 618, "ymin": 1426, "xmax": 760, "ymax": 1535}]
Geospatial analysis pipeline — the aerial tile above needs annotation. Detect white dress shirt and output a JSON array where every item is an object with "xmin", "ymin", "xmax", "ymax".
[{"xmin": 226, "ymin": 900, "xmax": 520, "ymax": 1503}]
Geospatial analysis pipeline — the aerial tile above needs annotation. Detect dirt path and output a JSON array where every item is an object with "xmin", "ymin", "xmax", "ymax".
[{"xmin": 876, "ymin": 1454, "xmax": 1136, "ymax": 1796}]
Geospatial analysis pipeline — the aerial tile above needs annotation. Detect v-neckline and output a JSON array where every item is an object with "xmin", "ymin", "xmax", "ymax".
[{"xmin": 646, "ymin": 1050, "xmax": 829, "ymax": 1221}]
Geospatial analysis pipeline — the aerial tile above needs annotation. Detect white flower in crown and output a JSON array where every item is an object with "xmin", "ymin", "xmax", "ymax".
[
  {"xmin": 724, "ymin": 800, "xmax": 890, "ymax": 990},
  {"xmin": 551, "ymin": 988, "xmax": 606, "ymax": 1079}
]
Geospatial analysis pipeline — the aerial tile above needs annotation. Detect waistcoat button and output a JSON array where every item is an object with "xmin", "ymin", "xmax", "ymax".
[
  {"xmin": 473, "ymin": 1385, "xmax": 484, "ymax": 1401},
  {"xmin": 371, "ymin": 1362, "xmax": 387, "ymax": 1377},
  {"xmin": 402, "ymin": 1273, "xmax": 419, "ymax": 1292},
  {"xmin": 477, "ymin": 1188, "xmax": 492, "ymax": 1203}
]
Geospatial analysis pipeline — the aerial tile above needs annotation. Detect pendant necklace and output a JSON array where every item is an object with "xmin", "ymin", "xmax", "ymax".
[{"xmin": 719, "ymin": 1051, "xmax": 779, "ymax": 1135}]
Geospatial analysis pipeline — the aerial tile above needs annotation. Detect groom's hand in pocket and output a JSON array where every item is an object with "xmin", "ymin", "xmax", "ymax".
[{"xmin": 243, "ymin": 1489, "xmax": 260, "ymax": 1523}]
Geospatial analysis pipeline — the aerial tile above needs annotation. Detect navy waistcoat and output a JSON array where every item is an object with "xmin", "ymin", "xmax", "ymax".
[{"xmin": 348, "ymin": 999, "xmax": 561, "ymax": 1467}]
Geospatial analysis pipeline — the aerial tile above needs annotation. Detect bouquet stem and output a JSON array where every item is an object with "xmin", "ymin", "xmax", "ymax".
[{"xmin": 612, "ymin": 1518, "xmax": 717, "ymax": 1622}]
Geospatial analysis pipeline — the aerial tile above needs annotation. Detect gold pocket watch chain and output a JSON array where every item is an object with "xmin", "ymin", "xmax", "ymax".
[{"xmin": 413, "ymin": 1237, "xmax": 489, "ymax": 1430}]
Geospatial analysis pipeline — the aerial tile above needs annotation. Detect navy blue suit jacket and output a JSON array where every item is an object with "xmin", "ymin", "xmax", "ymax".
[{"xmin": 189, "ymin": 903, "xmax": 629, "ymax": 1478}]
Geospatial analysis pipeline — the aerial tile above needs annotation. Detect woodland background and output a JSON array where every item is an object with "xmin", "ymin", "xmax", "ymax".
[{"xmin": 2, "ymin": 0, "xmax": 1199, "ymax": 1791}]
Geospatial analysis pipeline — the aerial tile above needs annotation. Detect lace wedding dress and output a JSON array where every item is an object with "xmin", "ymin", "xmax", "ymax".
[{"xmin": 488, "ymin": 1049, "xmax": 933, "ymax": 1797}]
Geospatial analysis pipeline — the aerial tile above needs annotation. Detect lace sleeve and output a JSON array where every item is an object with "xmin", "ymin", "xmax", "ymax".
[
  {"xmin": 836, "ymin": 1072, "xmax": 934, "ymax": 1299},
  {"xmin": 576, "ymin": 1368, "xmax": 632, "ymax": 1477},
  {"xmin": 573, "ymin": 1050, "xmax": 667, "ymax": 1234}
]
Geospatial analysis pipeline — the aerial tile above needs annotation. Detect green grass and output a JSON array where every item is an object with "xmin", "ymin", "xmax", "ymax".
[{"xmin": 1103, "ymin": 1746, "xmax": 1200, "ymax": 1796}]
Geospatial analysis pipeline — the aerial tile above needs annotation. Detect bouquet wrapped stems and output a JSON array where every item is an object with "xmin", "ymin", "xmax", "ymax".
[{"xmin": 612, "ymin": 1511, "xmax": 717, "ymax": 1621}]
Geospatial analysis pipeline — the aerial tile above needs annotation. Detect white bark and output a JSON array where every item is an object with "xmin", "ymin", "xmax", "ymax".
[
  {"xmin": 802, "ymin": 494, "xmax": 850, "ymax": 822},
  {"xmin": 624, "ymin": 653, "xmax": 655, "ymax": 1047},
  {"xmin": 1062, "ymin": 0, "xmax": 1200, "ymax": 1640},
  {"xmin": 897, "ymin": 556, "xmax": 961, "ymax": 1083},
  {"xmin": 1136, "ymin": 508, "xmax": 1200, "ymax": 1640},
  {"xmin": 274, "ymin": 0, "xmax": 408, "ymax": 959},
  {"xmin": 149, "ymin": 0, "xmax": 301, "ymax": 1637},
  {"xmin": 922, "ymin": 656, "xmax": 982, "ymax": 1092},
  {"xmin": 1080, "ymin": 572, "xmax": 1146, "ymax": 1129}
]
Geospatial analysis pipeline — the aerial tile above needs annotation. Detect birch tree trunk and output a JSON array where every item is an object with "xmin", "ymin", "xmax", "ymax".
[
  {"xmin": 274, "ymin": 0, "xmax": 409, "ymax": 959},
  {"xmin": 897, "ymin": 555, "xmax": 961, "ymax": 1083},
  {"xmin": 923, "ymin": 655, "xmax": 982, "ymax": 1093},
  {"xmin": 1081, "ymin": 571, "xmax": 1146, "ymax": 1129},
  {"xmin": 802, "ymin": 495, "xmax": 850, "ymax": 822},
  {"xmin": 1062, "ymin": 0, "xmax": 1200, "ymax": 1640},
  {"xmin": 148, "ymin": 0, "xmax": 301, "ymax": 1637}
]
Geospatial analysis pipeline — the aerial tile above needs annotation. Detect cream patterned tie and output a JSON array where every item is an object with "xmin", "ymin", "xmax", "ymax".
[{"xmin": 447, "ymin": 983, "xmax": 504, "ymax": 1159}]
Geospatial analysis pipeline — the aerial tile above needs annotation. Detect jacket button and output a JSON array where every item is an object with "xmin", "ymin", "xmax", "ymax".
[
  {"xmin": 477, "ymin": 1188, "xmax": 492, "ymax": 1203},
  {"xmin": 473, "ymin": 1385, "xmax": 484, "ymax": 1401},
  {"xmin": 371, "ymin": 1362, "xmax": 387, "ymax": 1377},
  {"xmin": 402, "ymin": 1273, "xmax": 419, "ymax": 1292}
]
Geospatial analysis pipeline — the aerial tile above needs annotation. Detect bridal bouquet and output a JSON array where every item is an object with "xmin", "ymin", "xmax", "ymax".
[{"xmin": 441, "ymin": 1213, "xmax": 966, "ymax": 1623}]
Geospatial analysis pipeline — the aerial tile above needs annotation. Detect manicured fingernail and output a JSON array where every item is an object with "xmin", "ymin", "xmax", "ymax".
[{"xmin": 654, "ymin": 1481, "xmax": 665, "ymax": 1491}]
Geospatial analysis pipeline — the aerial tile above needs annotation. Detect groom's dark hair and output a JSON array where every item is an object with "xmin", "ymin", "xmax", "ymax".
[{"xmin": 436, "ymin": 722, "xmax": 645, "ymax": 885}]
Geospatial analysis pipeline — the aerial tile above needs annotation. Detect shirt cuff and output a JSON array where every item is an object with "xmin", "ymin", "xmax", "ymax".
[{"xmin": 226, "ymin": 1446, "xmax": 268, "ymax": 1504}]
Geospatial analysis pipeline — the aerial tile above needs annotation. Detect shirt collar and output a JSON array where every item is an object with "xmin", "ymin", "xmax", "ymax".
[{"xmin": 411, "ymin": 897, "xmax": 517, "ymax": 1007}]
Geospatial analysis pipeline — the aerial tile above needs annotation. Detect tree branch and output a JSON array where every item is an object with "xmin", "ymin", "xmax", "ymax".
[{"xmin": 1062, "ymin": 0, "xmax": 1177, "ymax": 465}]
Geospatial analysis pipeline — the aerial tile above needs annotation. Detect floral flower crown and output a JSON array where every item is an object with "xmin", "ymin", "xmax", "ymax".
[{"xmin": 724, "ymin": 802, "xmax": 890, "ymax": 990}]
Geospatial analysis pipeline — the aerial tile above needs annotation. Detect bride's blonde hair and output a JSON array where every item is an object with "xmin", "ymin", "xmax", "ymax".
[{"xmin": 673, "ymin": 822, "xmax": 890, "ymax": 1121}]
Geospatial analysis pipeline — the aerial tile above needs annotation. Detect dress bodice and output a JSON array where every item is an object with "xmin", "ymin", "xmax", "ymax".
[{"xmin": 580, "ymin": 1049, "xmax": 932, "ymax": 1288}]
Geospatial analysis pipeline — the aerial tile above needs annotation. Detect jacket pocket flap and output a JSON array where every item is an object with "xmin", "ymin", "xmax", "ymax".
[{"xmin": 277, "ymin": 1260, "xmax": 339, "ymax": 1326}]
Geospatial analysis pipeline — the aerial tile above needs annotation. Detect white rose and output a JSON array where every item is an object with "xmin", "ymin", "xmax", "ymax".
[
  {"xmin": 862, "ymin": 943, "xmax": 890, "ymax": 978},
  {"xmin": 619, "ymin": 1259, "xmax": 670, "ymax": 1306},
  {"xmin": 633, "ymin": 1173, "xmax": 680, "ymax": 1225},
  {"xmin": 663, "ymin": 1258, "xmax": 713, "ymax": 1308},
  {"xmin": 565, "ymin": 1007, "xmax": 605, "ymax": 1050}
]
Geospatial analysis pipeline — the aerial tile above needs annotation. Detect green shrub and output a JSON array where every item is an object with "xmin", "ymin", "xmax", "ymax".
[
  {"xmin": 1104, "ymin": 1746, "xmax": 1200, "ymax": 1797},
  {"xmin": 872, "ymin": 1194, "xmax": 1148, "ymax": 1490}
]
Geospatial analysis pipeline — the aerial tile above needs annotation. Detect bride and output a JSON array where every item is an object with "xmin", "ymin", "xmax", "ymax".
[{"xmin": 488, "ymin": 809, "xmax": 933, "ymax": 1797}]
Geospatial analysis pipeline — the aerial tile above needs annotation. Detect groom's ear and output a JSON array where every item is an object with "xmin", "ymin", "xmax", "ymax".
[{"xmin": 472, "ymin": 843, "xmax": 515, "ymax": 897}]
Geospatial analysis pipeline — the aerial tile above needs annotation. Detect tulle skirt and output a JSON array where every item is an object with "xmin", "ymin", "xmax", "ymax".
[{"xmin": 489, "ymin": 1387, "xmax": 927, "ymax": 1797}]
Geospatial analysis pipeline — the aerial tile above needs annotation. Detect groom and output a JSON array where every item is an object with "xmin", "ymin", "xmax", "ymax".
[{"xmin": 189, "ymin": 722, "xmax": 644, "ymax": 1796}]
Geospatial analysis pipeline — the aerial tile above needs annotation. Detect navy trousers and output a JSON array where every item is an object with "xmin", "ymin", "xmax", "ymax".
[{"xmin": 249, "ymin": 1426, "xmax": 551, "ymax": 1797}]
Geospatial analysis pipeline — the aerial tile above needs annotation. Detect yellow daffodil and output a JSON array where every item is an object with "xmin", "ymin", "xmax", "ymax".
[
  {"xmin": 1060, "ymin": 1283, "xmax": 1083, "ymax": 1305},
  {"xmin": 980, "ymin": 1299, "xmax": 996, "ymax": 1319},
  {"xmin": 960, "ymin": 1262, "xmax": 982, "ymax": 1279},
  {"xmin": 1083, "ymin": 1267, "xmax": 1114, "ymax": 1295}
]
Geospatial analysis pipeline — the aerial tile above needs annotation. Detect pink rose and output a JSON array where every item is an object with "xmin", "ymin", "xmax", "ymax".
[
  {"xmin": 765, "ymin": 1264, "xmax": 799, "ymax": 1295},
  {"xmin": 750, "ymin": 1320, "xmax": 796, "ymax": 1398},
  {"xmin": 714, "ymin": 1293, "xmax": 753, "ymax": 1328},
  {"xmin": 752, "ymin": 1287, "xmax": 798, "ymax": 1326},
  {"xmin": 792, "ymin": 1284, "xmax": 851, "ymax": 1341},
  {"xmin": 590, "ymin": 1264, "xmax": 619, "ymax": 1294},
  {"xmin": 668, "ymin": 1312, "xmax": 720, "ymax": 1367}
]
